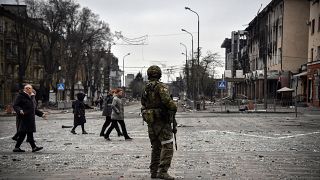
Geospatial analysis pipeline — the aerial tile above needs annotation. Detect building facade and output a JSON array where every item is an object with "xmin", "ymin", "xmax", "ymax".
[
  {"xmin": 307, "ymin": 0, "xmax": 320, "ymax": 107},
  {"xmin": 0, "ymin": 4, "xmax": 45, "ymax": 107},
  {"xmin": 244, "ymin": 0, "xmax": 310, "ymax": 102}
]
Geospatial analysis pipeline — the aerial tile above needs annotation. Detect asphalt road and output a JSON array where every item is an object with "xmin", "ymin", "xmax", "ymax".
[{"xmin": 0, "ymin": 103, "xmax": 319, "ymax": 179}]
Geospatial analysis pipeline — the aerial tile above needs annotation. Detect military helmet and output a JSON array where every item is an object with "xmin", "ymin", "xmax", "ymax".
[{"xmin": 147, "ymin": 65, "xmax": 162, "ymax": 79}]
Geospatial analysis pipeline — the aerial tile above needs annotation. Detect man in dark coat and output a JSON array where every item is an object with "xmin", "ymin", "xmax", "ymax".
[
  {"xmin": 12, "ymin": 84, "xmax": 47, "ymax": 152},
  {"xmin": 12, "ymin": 89, "xmax": 37, "ymax": 142}
]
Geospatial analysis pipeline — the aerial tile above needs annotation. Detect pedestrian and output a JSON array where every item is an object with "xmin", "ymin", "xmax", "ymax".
[
  {"xmin": 99, "ymin": 96, "xmax": 104, "ymax": 111},
  {"xmin": 12, "ymin": 84, "xmax": 47, "ymax": 152},
  {"xmin": 12, "ymin": 89, "xmax": 38, "ymax": 143},
  {"xmin": 104, "ymin": 88, "xmax": 132, "ymax": 141},
  {"xmin": 71, "ymin": 92, "xmax": 91, "ymax": 134},
  {"xmin": 141, "ymin": 65, "xmax": 177, "ymax": 179},
  {"xmin": 100, "ymin": 90, "xmax": 123, "ymax": 137}
]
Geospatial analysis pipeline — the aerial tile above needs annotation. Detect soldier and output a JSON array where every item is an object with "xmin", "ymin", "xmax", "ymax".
[{"xmin": 141, "ymin": 65, "xmax": 177, "ymax": 179}]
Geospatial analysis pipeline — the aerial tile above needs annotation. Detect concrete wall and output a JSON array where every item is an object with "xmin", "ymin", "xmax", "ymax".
[
  {"xmin": 308, "ymin": 1, "xmax": 320, "ymax": 62},
  {"xmin": 282, "ymin": 0, "xmax": 309, "ymax": 73}
]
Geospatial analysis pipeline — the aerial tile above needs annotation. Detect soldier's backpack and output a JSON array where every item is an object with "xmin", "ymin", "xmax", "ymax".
[{"xmin": 142, "ymin": 81, "xmax": 161, "ymax": 124}]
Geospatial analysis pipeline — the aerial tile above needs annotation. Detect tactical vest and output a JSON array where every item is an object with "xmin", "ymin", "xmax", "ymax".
[
  {"xmin": 142, "ymin": 81, "xmax": 167, "ymax": 124},
  {"xmin": 143, "ymin": 81, "xmax": 163, "ymax": 109}
]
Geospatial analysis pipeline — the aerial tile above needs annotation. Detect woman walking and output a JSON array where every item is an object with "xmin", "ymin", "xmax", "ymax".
[
  {"xmin": 100, "ymin": 90, "xmax": 123, "ymax": 137},
  {"xmin": 104, "ymin": 88, "xmax": 132, "ymax": 141},
  {"xmin": 71, "ymin": 93, "xmax": 91, "ymax": 134}
]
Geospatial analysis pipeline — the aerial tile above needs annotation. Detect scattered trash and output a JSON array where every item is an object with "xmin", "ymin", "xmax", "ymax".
[
  {"xmin": 62, "ymin": 125, "xmax": 73, "ymax": 128},
  {"xmin": 177, "ymin": 124, "xmax": 193, "ymax": 127}
]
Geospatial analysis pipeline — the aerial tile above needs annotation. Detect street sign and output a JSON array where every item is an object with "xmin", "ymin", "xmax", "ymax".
[
  {"xmin": 218, "ymin": 81, "xmax": 227, "ymax": 89},
  {"xmin": 57, "ymin": 83, "xmax": 65, "ymax": 91}
]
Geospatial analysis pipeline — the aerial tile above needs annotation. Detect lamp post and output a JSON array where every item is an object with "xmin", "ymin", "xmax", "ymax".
[
  {"xmin": 180, "ymin": 43, "xmax": 189, "ymax": 99},
  {"xmin": 181, "ymin": 29, "xmax": 195, "ymax": 102},
  {"xmin": 185, "ymin": 7, "xmax": 200, "ymax": 105},
  {"xmin": 181, "ymin": 29, "xmax": 193, "ymax": 61},
  {"xmin": 122, "ymin": 53, "xmax": 131, "ymax": 87},
  {"xmin": 185, "ymin": 7, "xmax": 199, "ymax": 66}
]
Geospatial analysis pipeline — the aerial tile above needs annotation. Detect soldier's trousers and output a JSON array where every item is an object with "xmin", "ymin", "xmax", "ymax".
[{"xmin": 148, "ymin": 123, "xmax": 174, "ymax": 174}]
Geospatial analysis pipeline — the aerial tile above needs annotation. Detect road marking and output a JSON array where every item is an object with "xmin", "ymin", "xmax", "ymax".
[
  {"xmin": 277, "ymin": 132, "xmax": 320, "ymax": 139},
  {"xmin": 201, "ymin": 130, "xmax": 320, "ymax": 139}
]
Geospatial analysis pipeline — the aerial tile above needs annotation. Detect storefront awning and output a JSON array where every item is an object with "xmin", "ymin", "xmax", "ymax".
[{"xmin": 293, "ymin": 71, "xmax": 307, "ymax": 77}]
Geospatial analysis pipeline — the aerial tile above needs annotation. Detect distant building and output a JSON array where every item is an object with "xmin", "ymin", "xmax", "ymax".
[
  {"xmin": 306, "ymin": 0, "xmax": 320, "ymax": 107},
  {"xmin": 0, "ymin": 4, "xmax": 45, "ymax": 105},
  {"xmin": 244, "ymin": 0, "xmax": 309, "ymax": 101},
  {"xmin": 125, "ymin": 73, "xmax": 134, "ymax": 87},
  {"xmin": 221, "ymin": 30, "xmax": 248, "ymax": 97}
]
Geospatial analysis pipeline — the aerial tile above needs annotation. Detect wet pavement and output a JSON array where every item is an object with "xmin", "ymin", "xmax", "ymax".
[{"xmin": 0, "ymin": 103, "xmax": 320, "ymax": 179}]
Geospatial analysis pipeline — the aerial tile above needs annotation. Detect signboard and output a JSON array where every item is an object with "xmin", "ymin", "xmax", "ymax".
[
  {"xmin": 217, "ymin": 81, "xmax": 227, "ymax": 89},
  {"xmin": 57, "ymin": 83, "xmax": 65, "ymax": 91}
]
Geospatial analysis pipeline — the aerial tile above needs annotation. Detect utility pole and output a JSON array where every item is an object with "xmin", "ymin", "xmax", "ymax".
[{"xmin": 264, "ymin": 24, "xmax": 268, "ymax": 109}]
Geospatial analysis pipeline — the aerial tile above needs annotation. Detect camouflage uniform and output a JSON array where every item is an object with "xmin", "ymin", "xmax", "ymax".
[{"xmin": 141, "ymin": 65, "xmax": 177, "ymax": 180}]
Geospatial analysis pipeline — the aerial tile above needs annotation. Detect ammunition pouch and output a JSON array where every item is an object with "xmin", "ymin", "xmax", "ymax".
[{"xmin": 142, "ymin": 108, "xmax": 162, "ymax": 124}]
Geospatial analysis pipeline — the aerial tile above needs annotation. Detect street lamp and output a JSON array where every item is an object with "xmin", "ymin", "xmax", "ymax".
[
  {"xmin": 185, "ymin": 7, "xmax": 199, "ymax": 66},
  {"xmin": 180, "ymin": 43, "xmax": 189, "ymax": 98},
  {"xmin": 185, "ymin": 7, "xmax": 200, "ymax": 103},
  {"xmin": 181, "ymin": 29, "xmax": 194, "ymax": 61},
  {"xmin": 122, "ymin": 53, "xmax": 131, "ymax": 87},
  {"xmin": 181, "ymin": 28, "xmax": 195, "ymax": 102}
]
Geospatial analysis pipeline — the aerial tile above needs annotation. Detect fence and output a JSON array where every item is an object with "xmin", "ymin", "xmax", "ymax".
[{"xmin": 206, "ymin": 99, "xmax": 297, "ymax": 113}]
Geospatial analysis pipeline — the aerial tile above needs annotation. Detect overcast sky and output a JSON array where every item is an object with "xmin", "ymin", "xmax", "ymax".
[
  {"xmin": 75, "ymin": 0, "xmax": 271, "ymax": 80},
  {"xmin": 3, "ymin": 0, "xmax": 271, "ymax": 81}
]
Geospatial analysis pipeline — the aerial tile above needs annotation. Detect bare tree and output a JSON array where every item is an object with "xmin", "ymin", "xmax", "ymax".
[
  {"xmin": 8, "ymin": 5, "xmax": 38, "ymax": 90},
  {"xmin": 64, "ymin": 7, "xmax": 111, "ymax": 99},
  {"xmin": 25, "ymin": 0, "xmax": 111, "ymax": 103},
  {"xmin": 25, "ymin": 0, "xmax": 79, "ymax": 105},
  {"xmin": 199, "ymin": 51, "xmax": 223, "ymax": 98}
]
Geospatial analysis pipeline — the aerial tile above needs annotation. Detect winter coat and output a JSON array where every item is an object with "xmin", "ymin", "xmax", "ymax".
[
  {"xmin": 102, "ymin": 95, "xmax": 113, "ymax": 117},
  {"xmin": 13, "ymin": 92, "xmax": 44, "ymax": 133},
  {"xmin": 72, "ymin": 100, "xmax": 87, "ymax": 126},
  {"xmin": 111, "ymin": 95, "xmax": 124, "ymax": 121},
  {"xmin": 72, "ymin": 93, "xmax": 92, "ymax": 126}
]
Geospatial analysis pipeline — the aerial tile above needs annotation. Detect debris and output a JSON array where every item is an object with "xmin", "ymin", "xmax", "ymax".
[{"xmin": 62, "ymin": 125, "xmax": 73, "ymax": 128}]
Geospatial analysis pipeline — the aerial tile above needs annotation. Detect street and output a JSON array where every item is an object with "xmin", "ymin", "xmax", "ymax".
[{"xmin": 0, "ymin": 102, "xmax": 320, "ymax": 179}]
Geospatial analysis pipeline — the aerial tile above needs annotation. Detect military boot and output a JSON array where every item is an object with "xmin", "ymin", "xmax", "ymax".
[
  {"xmin": 157, "ymin": 172, "xmax": 175, "ymax": 180},
  {"xmin": 150, "ymin": 171, "xmax": 158, "ymax": 179}
]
